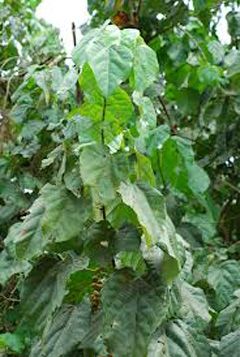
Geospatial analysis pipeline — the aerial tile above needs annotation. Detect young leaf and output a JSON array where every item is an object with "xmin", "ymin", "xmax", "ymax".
[{"xmin": 73, "ymin": 25, "xmax": 133, "ymax": 97}]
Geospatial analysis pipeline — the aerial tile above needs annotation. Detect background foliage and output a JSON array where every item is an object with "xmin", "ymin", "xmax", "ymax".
[{"xmin": 0, "ymin": 0, "xmax": 240, "ymax": 356}]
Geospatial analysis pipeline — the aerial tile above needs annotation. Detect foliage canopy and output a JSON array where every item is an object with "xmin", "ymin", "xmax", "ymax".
[{"xmin": 0, "ymin": 0, "xmax": 240, "ymax": 356}]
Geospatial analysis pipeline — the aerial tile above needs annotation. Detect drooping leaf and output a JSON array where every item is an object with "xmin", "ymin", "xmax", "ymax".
[
  {"xmin": 5, "ymin": 184, "xmax": 91, "ymax": 260},
  {"xmin": 118, "ymin": 181, "xmax": 180, "ymax": 277},
  {"xmin": 80, "ymin": 144, "xmax": 129, "ymax": 210},
  {"xmin": 102, "ymin": 269, "xmax": 169, "ymax": 357},
  {"xmin": 19, "ymin": 254, "xmax": 89, "ymax": 332},
  {"xmin": 179, "ymin": 281, "xmax": 211, "ymax": 324},
  {"xmin": 133, "ymin": 43, "xmax": 159, "ymax": 92},
  {"xmin": 148, "ymin": 319, "xmax": 211, "ymax": 357},
  {"xmin": 30, "ymin": 299, "xmax": 91, "ymax": 357},
  {"xmin": 0, "ymin": 250, "xmax": 31, "ymax": 286},
  {"xmin": 208, "ymin": 260, "xmax": 240, "ymax": 310},
  {"xmin": 40, "ymin": 184, "xmax": 91, "ymax": 242},
  {"xmin": 160, "ymin": 136, "xmax": 210, "ymax": 196},
  {"xmin": 220, "ymin": 329, "xmax": 240, "ymax": 357},
  {"xmin": 216, "ymin": 293, "xmax": 240, "ymax": 336}
]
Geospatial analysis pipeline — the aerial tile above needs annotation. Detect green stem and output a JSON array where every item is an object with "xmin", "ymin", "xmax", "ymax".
[
  {"xmin": 101, "ymin": 97, "xmax": 107, "ymax": 145},
  {"xmin": 101, "ymin": 97, "xmax": 107, "ymax": 220}
]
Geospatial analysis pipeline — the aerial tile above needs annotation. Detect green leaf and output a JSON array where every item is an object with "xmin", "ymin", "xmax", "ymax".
[
  {"xmin": 116, "ymin": 251, "xmax": 146, "ymax": 274},
  {"xmin": 80, "ymin": 144, "xmax": 129, "ymax": 210},
  {"xmin": 5, "ymin": 197, "xmax": 46, "ymax": 260},
  {"xmin": 73, "ymin": 25, "xmax": 134, "ymax": 97},
  {"xmin": 5, "ymin": 184, "xmax": 91, "ymax": 259},
  {"xmin": 30, "ymin": 299, "xmax": 91, "ymax": 357},
  {"xmin": 19, "ymin": 254, "xmax": 89, "ymax": 332},
  {"xmin": 57, "ymin": 68, "xmax": 79, "ymax": 99},
  {"xmin": 40, "ymin": 184, "xmax": 91, "ymax": 242},
  {"xmin": 225, "ymin": 49, "xmax": 240, "ymax": 77},
  {"xmin": 0, "ymin": 332, "xmax": 25, "ymax": 353},
  {"xmin": 148, "ymin": 320, "xmax": 211, "ymax": 357},
  {"xmin": 161, "ymin": 137, "xmax": 210, "ymax": 196},
  {"xmin": 179, "ymin": 281, "xmax": 211, "ymax": 323},
  {"xmin": 102, "ymin": 270, "xmax": 169, "ymax": 357},
  {"xmin": 208, "ymin": 260, "xmax": 240, "ymax": 309},
  {"xmin": 216, "ymin": 294, "xmax": 240, "ymax": 336},
  {"xmin": 133, "ymin": 43, "xmax": 159, "ymax": 92},
  {"xmin": 227, "ymin": 11, "xmax": 240, "ymax": 39},
  {"xmin": 0, "ymin": 250, "xmax": 31, "ymax": 286},
  {"xmin": 118, "ymin": 182, "xmax": 180, "ymax": 277},
  {"xmin": 220, "ymin": 329, "xmax": 240, "ymax": 357},
  {"xmin": 208, "ymin": 40, "xmax": 224, "ymax": 65},
  {"xmin": 175, "ymin": 88, "xmax": 200, "ymax": 115},
  {"xmin": 133, "ymin": 91, "xmax": 157, "ymax": 130},
  {"xmin": 197, "ymin": 65, "xmax": 221, "ymax": 87},
  {"xmin": 144, "ymin": 124, "xmax": 170, "ymax": 156},
  {"xmin": 135, "ymin": 151, "xmax": 156, "ymax": 186}
]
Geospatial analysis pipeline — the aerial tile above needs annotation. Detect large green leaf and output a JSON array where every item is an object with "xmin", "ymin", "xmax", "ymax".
[
  {"xmin": 0, "ymin": 250, "xmax": 31, "ymax": 286},
  {"xmin": 40, "ymin": 184, "xmax": 91, "ymax": 242},
  {"xmin": 118, "ymin": 182, "xmax": 180, "ymax": 279},
  {"xmin": 148, "ymin": 320, "xmax": 211, "ymax": 357},
  {"xmin": 80, "ymin": 144, "xmax": 129, "ymax": 210},
  {"xmin": 179, "ymin": 281, "xmax": 211, "ymax": 324},
  {"xmin": 208, "ymin": 260, "xmax": 240, "ymax": 310},
  {"xmin": 19, "ymin": 254, "xmax": 89, "ymax": 332},
  {"xmin": 30, "ymin": 299, "xmax": 91, "ymax": 357},
  {"xmin": 72, "ymin": 25, "xmax": 134, "ymax": 97},
  {"xmin": 102, "ymin": 270, "xmax": 169, "ymax": 357},
  {"xmin": 216, "ymin": 292, "xmax": 240, "ymax": 336},
  {"xmin": 161, "ymin": 137, "xmax": 210, "ymax": 196},
  {"xmin": 5, "ymin": 185, "xmax": 91, "ymax": 259},
  {"xmin": 5, "ymin": 197, "xmax": 46, "ymax": 260},
  {"xmin": 220, "ymin": 329, "xmax": 240, "ymax": 357},
  {"xmin": 133, "ymin": 43, "xmax": 159, "ymax": 92}
]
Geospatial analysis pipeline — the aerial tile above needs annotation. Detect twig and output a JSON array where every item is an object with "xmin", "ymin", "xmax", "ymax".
[
  {"xmin": 3, "ymin": 73, "xmax": 15, "ymax": 109},
  {"xmin": 72, "ymin": 22, "xmax": 83, "ymax": 105},
  {"xmin": 101, "ymin": 97, "xmax": 107, "ymax": 146},
  {"xmin": 72, "ymin": 22, "xmax": 77, "ymax": 47},
  {"xmin": 223, "ymin": 180, "xmax": 240, "ymax": 195},
  {"xmin": 0, "ymin": 294, "xmax": 20, "ymax": 303},
  {"xmin": 157, "ymin": 95, "xmax": 173, "ymax": 127}
]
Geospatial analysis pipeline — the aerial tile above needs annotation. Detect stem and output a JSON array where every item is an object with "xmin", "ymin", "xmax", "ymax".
[
  {"xmin": 137, "ymin": 0, "xmax": 142, "ymax": 15},
  {"xmin": 158, "ymin": 151, "xmax": 167, "ymax": 193},
  {"xmin": 223, "ymin": 180, "xmax": 240, "ymax": 195},
  {"xmin": 157, "ymin": 95, "xmax": 173, "ymax": 128},
  {"xmin": 101, "ymin": 97, "xmax": 107, "ymax": 220},
  {"xmin": 71, "ymin": 22, "xmax": 77, "ymax": 47},
  {"xmin": 72, "ymin": 22, "xmax": 83, "ymax": 105},
  {"xmin": 101, "ymin": 97, "xmax": 107, "ymax": 146}
]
